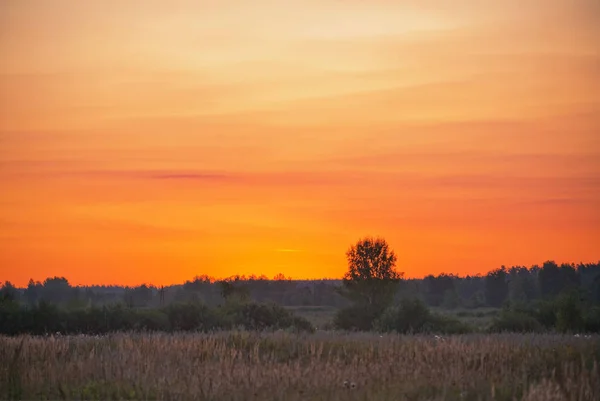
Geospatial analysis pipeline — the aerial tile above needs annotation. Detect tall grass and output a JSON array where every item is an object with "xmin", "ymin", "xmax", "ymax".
[{"xmin": 0, "ymin": 332, "xmax": 598, "ymax": 400}]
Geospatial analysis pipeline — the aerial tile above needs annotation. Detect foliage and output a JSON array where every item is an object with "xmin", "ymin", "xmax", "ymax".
[
  {"xmin": 339, "ymin": 237, "xmax": 403, "ymax": 307},
  {"xmin": 484, "ymin": 267, "xmax": 509, "ymax": 307},
  {"xmin": 0, "ymin": 282, "xmax": 18, "ymax": 303},
  {"xmin": 375, "ymin": 298, "xmax": 431, "ymax": 333},
  {"xmin": 489, "ymin": 310, "xmax": 544, "ymax": 333},
  {"xmin": 441, "ymin": 288, "xmax": 460, "ymax": 309},
  {"xmin": 0, "ymin": 301, "xmax": 314, "ymax": 336},
  {"xmin": 538, "ymin": 261, "xmax": 580, "ymax": 299},
  {"xmin": 4, "ymin": 261, "xmax": 600, "ymax": 312},
  {"xmin": 555, "ymin": 290, "xmax": 584, "ymax": 333},
  {"xmin": 221, "ymin": 301, "xmax": 314, "ymax": 333},
  {"xmin": 532, "ymin": 300, "xmax": 558, "ymax": 328},
  {"xmin": 375, "ymin": 298, "xmax": 471, "ymax": 334},
  {"xmin": 583, "ymin": 307, "xmax": 600, "ymax": 333},
  {"xmin": 165, "ymin": 302, "xmax": 219, "ymax": 331},
  {"xmin": 423, "ymin": 274, "xmax": 457, "ymax": 307},
  {"xmin": 335, "ymin": 237, "xmax": 403, "ymax": 330},
  {"xmin": 333, "ymin": 304, "xmax": 382, "ymax": 331},
  {"xmin": 217, "ymin": 279, "xmax": 251, "ymax": 303}
]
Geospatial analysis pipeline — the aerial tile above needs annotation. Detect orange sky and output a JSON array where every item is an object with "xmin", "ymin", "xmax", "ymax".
[{"xmin": 1, "ymin": 0, "xmax": 599, "ymax": 286}]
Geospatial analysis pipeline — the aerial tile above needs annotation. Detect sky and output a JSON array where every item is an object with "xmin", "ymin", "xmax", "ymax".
[{"xmin": 1, "ymin": 0, "xmax": 599, "ymax": 286}]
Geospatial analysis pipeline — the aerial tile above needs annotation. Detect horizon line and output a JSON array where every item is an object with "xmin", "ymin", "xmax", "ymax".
[{"xmin": 5, "ymin": 259, "xmax": 599, "ymax": 289}]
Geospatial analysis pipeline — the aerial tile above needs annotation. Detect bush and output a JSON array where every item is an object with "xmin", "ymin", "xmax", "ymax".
[
  {"xmin": 555, "ymin": 291, "xmax": 584, "ymax": 333},
  {"xmin": 583, "ymin": 306, "xmax": 600, "ymax": 333},
  {"xmin": 134, "ymin": 309, "xmax": 170, "ymax": 331},
  {"xmin": 221, "ymin": 302, "xmax": 314, "ymax": 333},
  {"xmin": 0, "ymin": 300, "xmax": 315, "ymax": 335},
  {"xmin": 333, "ymin": 304, "xmax": 382, "ymax": 331},
  {"xmin": 375, "ymin": 298, "xmax": 472, "ymax": 334},
  {"xmin": 375, "ymin": 298, "xmax": 431, "ymax": 333},
  {"xmin": 531, "ymin": 300, "xmax": 557, "ymax": 328},
  {"xmin": 0, "ymin": 300, "xmax": 21, "ymax": 335},
  {"xmin": 424, "ymin": 314, "xmax": 472, "ymax": 334},
  {"xmin": 166, "ymin": 302, "xmax": 221, "ymax": 332},
  {"xmin": 488, "ymin": 311, "xmax": 543, "ymax": 333}
]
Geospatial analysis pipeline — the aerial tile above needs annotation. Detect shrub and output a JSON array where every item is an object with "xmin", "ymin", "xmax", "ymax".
[
  {"xmin": 533, "ymin": 300, "xmax": 558, "ymax": 328},
  {"xmin": 488, "ymin": 311, "xmax": 543, "ymax": 333},
  {"xmin": 105, "ymin": 304, "xmax": 138, "ymax": 332},
  {"xmin": 583, "ymin": 306, "xmax": 600, "ymax": 333},
  {"xmin": 134, "ymin": 309, "xmax": 170, "ymax": 332},
  {"xmin": 555, "ymin": 291, "xmax": 584, "ymax": 333},
  {"xmin": 375, "ymin": 298, "xmax": 431, "ymax": 333},
  {"xmin": 0, "ymin": 300, "xmax": 21, "ymax": 335},
  {"xmin": 165, "ymin": 302, "xmax": 222, "ymax": 332},
  {"xmin": 221, "ymin": 302, "xmax": 314, "ymax": 333},
  {"xmin": 424, "ymin": 314, "xmax": 472, "ymax": 334},
  {"xmin": 333, "ymin": 304, "xmax": 382, "ymax": 331},
  {"xmin": 375, "ymin": 298, "xmax": 471, "ymax": 334},
  {"xmin": 0, "ymin": 300, "xmax": 315, "ymax": 335}
]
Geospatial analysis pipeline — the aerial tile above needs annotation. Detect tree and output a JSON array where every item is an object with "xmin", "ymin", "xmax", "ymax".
[
  {"xmin": 442, "ymin": 288, "xmax": 460, "ymax": 309},
  {"xmin": 538, "ymin": 261, "xmax": 579, "ymax": 299},
  {"xmin": 273, "ymin": 273, "xmax": 291, "ymax": 281},
  {"xmin": 424, "ymin": 274, "xmax": 457, "ymax": 306},
  {"xmin": 217, "ymin": 279, "xmax": 250, "ymax": 303},
  {"xmin": 337, "ymin": 237, "xmax": 403, "ymax": 326},
  {"xmin": 0, "ymin": 281, "xmax": 18, "ymax": 303},
  {"xmin": 42, "ymin": 277, "xmax": 72, "ymax": 304},
  {"xmin": 485, "ymin": 267, "xmax": 509, "ymax": 307},
  {"xmin": 25, "ymin": 279, "xmax": 42, "ymax": 305},
  {"xmin": 123, "ymin": 284, "xmax": 154, "ymax": 307},
  {"xmin": 556, "ymin": 290, "xmax": 584, "ymax": 333}
]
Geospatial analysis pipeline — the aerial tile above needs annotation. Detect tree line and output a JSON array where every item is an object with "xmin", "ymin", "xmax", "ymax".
[
  {"xmin": 1, "ymin": 237, "xmax": 599, "ymax": 335},
  {"xmin": 2, "ymin": 262, "xmax": 598, "ymax": 311}
]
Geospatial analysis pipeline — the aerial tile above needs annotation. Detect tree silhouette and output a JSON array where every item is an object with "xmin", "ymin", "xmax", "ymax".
[
  {"xmin": 338, "ymin": 236, "xmax": 403, "ymax": 311},
  {"xmin": 0, "ymin": 281, "xmax": 17, "ymax": 303},
  {"xmin": 424, "ymin": 274, "xmax": 457, "ymax": 306},
  {"xmin": 484, "ymin": 267, "xmax": 509, "ymax": 307},
  {"xmin": 159, "ymin": 286, "xmax": 167, "ymax": 306},
  {"xmin": 218, "ymin": 279, "xmax": 250, "ymax": 302}
]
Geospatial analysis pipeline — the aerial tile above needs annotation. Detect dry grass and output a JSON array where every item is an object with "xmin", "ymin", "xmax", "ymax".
[{"xmin": 1, "ymin": 332, "xmax": 598, "ymax": 400}]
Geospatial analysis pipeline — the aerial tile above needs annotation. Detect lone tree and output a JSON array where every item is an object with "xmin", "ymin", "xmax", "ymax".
[{"xmin": 338, "ymin": 237, "xmax": 403, "ymax": 320}]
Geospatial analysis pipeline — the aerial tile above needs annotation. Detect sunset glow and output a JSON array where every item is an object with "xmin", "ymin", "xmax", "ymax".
[{"xmin": 1, "ymin": 0, "xmax": 599, "ymax": 286}]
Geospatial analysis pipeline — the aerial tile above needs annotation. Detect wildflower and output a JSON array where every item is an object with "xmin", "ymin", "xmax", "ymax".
[
  {"xmin": 350, "ymin": 382, "xmax": 357, "ymax": 389},
  {"xmin": 343, "ymin": 380, "xmax": 349, "ymax": 388}
]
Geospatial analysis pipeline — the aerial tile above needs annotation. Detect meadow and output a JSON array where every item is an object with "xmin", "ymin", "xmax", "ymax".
[{"xmin": 1, "ymin": 331, "xmax": 599, "ymax": 401}]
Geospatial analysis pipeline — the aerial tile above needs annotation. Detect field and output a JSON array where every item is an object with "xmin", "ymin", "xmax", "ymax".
[
  {"xmin": 432, "ymin": 307, "xmax": 501, "ymax": 329},
  {"xmin": 285, "ymin": 306, "xmax": 338, "ymax": 329},
  {"xmin": 1, "ymin": 332, "xmax": 599, "ymax": 401},
  {"xmin": 286, "ymin": 306, "xmax": 501, "ymax": 331}
]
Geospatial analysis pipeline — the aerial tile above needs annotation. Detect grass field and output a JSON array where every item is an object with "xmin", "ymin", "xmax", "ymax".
[
  {"xmin": 287, "ymin": 305, "xmax": 501, "ymax": 331},
  {"xmin": 286, "ymin": 306, "xmax": 500, "ymax": 331},
  {"xmin": 432, "ymin": 307, "xmax": 501, "ymax": 329},
  {"xmin": 285, "ymin": 306, "xmax": 338, "ymax": 329},
  {"xmin": 1, "ymin": 332, "xmax": 599, "ymax": 400}
]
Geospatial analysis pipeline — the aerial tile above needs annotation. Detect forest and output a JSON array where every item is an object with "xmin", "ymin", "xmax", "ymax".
[{"xmin": 2, "ymin": 252, "xmax": 600, "ymax": 335}]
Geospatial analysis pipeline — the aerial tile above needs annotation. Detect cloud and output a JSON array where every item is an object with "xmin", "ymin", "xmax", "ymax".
[
  {"xmin": 26, "ymin": 169, "xmax": 239, "ymax": 183},
  {"xmin": 151, "ymin": 172, "xmax": 235, "ymax": 181}
]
